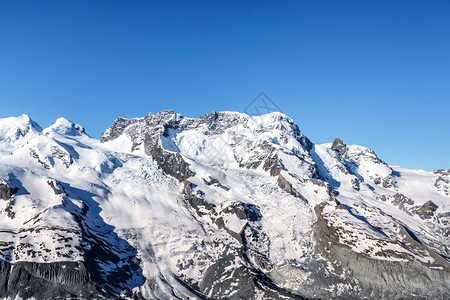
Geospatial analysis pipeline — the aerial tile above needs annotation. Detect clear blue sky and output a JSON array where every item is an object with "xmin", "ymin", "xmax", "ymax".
[{"xmin": 1, "ymin": 1, "xmax": 449, "ymax": 170}]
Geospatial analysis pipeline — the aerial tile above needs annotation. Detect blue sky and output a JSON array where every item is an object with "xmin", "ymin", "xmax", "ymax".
[{"xmin": 1, "ymin": 0, "xmax": 449, "ymax": 170}]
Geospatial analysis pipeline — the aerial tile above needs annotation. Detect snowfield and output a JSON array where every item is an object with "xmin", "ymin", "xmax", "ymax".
[{"xmin": 0, "ymin": 110, "xmax": 448, "ymax": 299}]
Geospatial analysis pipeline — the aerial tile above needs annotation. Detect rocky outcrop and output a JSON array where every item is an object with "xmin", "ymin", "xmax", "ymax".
[
  {"xmin": 416, "ymin": 200, "xmax": 439, "ymax": 219},
  {"xmin": 29, "ymin": 148, "xmax": 51, "ymax": 169},
  {"xmin": 202, "ymin": 176, "xmax": 230, "ymax": 191},
  {"xmin": 392, "ymin": 193, "xmax": 415, "ymax": 210},
  {"xmin": 435, "ymin": 176, "xmax": 450, "ymax": 196},
  {"xmin": 262, "ymin": 148, "xmax": 282, "ymax": 176},
  {"xmin": 0, "ymin": 179, "xmax": 18, "ymax": 200},
  {"xmin": 145, "ymin": 137, "xmax": 192, "ymax": 182},
  {"xmin": 47, "ymin": 180, "xmax": 64, "ymax": 195},
  {"xmin": 0, "ymin": 261, "xmax": 109, "ymax": 299},
  {"xmin": 313, "ymin": 203, "xmax": 450, "ymax": 300},
  {"xmin": 331, "ymin": 138, "xmax": 347, "ymax": 156},
  {"xmin": 277, "ymin": 174, "xmax": 308, "ymax": 202},
  {"xmin": 351, "ymin": 177, "xmax": 361, "ymax": 191},
  {"xmin": 182, "ymin": 181, "xmax": 305, "ymax": 299},
  {"xmin": 0, "ymin": 259, "xmax": 141, "ymax": 299},
  {"xmin": 434, "ymin": 169, "xmax": 450, "ymax": 176},
  {"xmin": 100, "ymin": 117, "xmax": 142, "ymax": 142},
  {"xmin": 382, "ymin": 175, "xmax": 398, "ymax": 189},
  {"xmin": 183, "ymin": 181, "xmax": 215, "ymax": 216}
]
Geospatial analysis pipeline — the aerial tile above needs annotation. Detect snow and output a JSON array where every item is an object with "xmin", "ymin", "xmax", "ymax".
[
  {"xmin": 392, "ymin": 165, "xmax": 450, "ymax": 209},
  {"xmin": 0, "ymin": 114, "xmax": 42, "ymax": 156},
  {"xmin": 0, "ymin": 111, "xmax": 448, "ymax": 298},
  {"xmin": 0, "ymin": 114, "xmax": 42, "ymax": 142}
]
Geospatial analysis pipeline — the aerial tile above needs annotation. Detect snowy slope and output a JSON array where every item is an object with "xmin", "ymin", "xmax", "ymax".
[
  {"xmin": 0, "ymin": 114, "xmax": 42, "ymax": 156},
  {"xmin": 0, "ymin": 111, "xmax": 448, "ymax": 299}
]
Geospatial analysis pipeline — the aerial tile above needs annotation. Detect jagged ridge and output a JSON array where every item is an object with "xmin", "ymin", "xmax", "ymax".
[{"xmin": 0, "ymin": 111, "xmax": 448, "ymax": 299}]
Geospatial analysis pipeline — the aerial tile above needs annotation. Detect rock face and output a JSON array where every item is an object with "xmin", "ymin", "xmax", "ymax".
[
  {"xmin": 417, "ymin": 200, "xmax": 439, "ymax": 219},
  {"xmin": 0, "ymin": 111, "xmax": 449, "ymax": 299},
  {"xmin": 0, "ymin": 261, "xmax": 105, "ymax": 299},
  {"xmin": 331, "ymin": 138, "xmax": 347, "ymax": 156},
  {"xmin": 313, "ymin": 203, "xmax": 449, "ymax": 299},
  {"xmin": 0, "ymin": 178, "xmax": 18, "ymax": 200}
]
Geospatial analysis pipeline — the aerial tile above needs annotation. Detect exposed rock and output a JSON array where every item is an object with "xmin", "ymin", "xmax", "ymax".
[
  {"xmin": 262, "ymin": 149, "xmax": 282, "ymax": 176},
  {"xmin": 277, "ymin": 174, "xmax": 308, "ymax": 202},
  {"xmin": 183, "ymin": 181, "xmax": 215, "ymax": 216},
  {"xmin": 1, "ymin": 110, "xmax": 449, "ymax": 299},
  {"xmin": 311, "ymin": 178, "xmax": 338, "ymax": 198},
  {"xmin": 202, "ymin": 176, "xmax": 230, "ymax": 191},
  {"xmin": 416, "ymin": 200, "xmax": 439, "ymax": 219},
  {"xmin": 435, "ymin": 176, "xmax": 450, "ymax": 196},
  {"xmin": 391, "ymin": 193, "xmax": 415, "ymax": 211},
  {"xmin": 220, "ymin": 202, "xmax": 261, "ymax": 222},
  {"xmin": 47, "ymin": 180, "xmax": 65, "ymax": 195},
  {"xmin": 0, "ymin": 178, "xmax": 18, "ymax": 200},
  {"xmin": 434, "ymin": 169, "xmax": 450, "ymax": 176},
  {"xmin": 351, "ymin": 178, "xmax": 361, "ymax": 191},
  {"xmin": 100, "ymin": 117, "xmax": 141, "ymax": 142},
  {"xmin": 236, "ymin": 141, "xmax": 283, "ymax": 176},
  {"xmin": 382, "ymin": 175, "xmax": 398, "ymax": 189},
  {"xmin": 50, "ymin": 145, "xmax": 73, "ymax": 168},
  {"xmin": 29, "ymin": 148, "xmax": 51, "ymax": 169},
  {"xmin": 5, "ymin": 198, "xmax": 15, "ymax": 218},
  {"xmin": 196, "ymin": 247, "xmax": 305, "ymax": 300},
  {"xmin": 145, "ymin": 136, "xmax": 193, "ymax": 182},
  {"xmin": 0, "ymin": 261, "xmax": 111, "ymax": 299},
  {"xmin": 331, "ymin": 138, "xmax": 347, "ymax": 156},
  {"xmin": 313, "ymin": 203, "xmax": 450, "ymax": 299}
]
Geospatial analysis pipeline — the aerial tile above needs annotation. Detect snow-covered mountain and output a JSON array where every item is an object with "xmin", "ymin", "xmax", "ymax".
[{"xmin": 0, "ymin": 110, "xmax": 448, "ymax": 299}]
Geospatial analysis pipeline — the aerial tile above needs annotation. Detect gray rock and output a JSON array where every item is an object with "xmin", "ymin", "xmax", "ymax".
[
  {"xmin": 183, "ymin": 181, "xmax": 215, "ymax": 216},
  {"xmin": 0, "ymin": 261, "xmax": 110, "ymax": 299},
  {"xmin": 392, "ymin": 193, "xmax": 415, "ymax": 211},
  {"xmin": 202, "ymin": 176, "xmax": 230, "ymax": 191},
  {"xmin": 351, "ymin": 178, "xmax": 361, "ymax": 191},
  {"xmin": 416, "ymin": 200, "xmax": 439, "ymax": 219},
  {"xmin": 0, "ymin": 179, "xmax": 18, "ymax": 200},
  {"xmin": 277, "ymin": 174, "xmax": 308, "ymax": 202},
  {"xmin": 382, "ymin": 175, "xmax": 398, "ymax": 189},
  {"xmin": 145, "ymin": 136, "xmax": 193, "ymax": 182},
  {"xmin": 434, "ymin": 169, "xmax": 450, "ymax": 176},
  {"xmin": 312, "ymin": 203, "xmax": 450, "ymax": 299},
  {"xmin": 47, "ymin": 180, "xmax": 64, "ymax": 195},
  {"xmin": 331, "ymin": 138, "xmax": 347, "ymax": 156},
  {"xmin": 435, "ymin": 176, "xmax": 450, "ymax": 196}
]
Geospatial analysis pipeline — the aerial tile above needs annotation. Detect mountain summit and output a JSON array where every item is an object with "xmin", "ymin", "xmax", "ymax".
[{"xmin": 0, "ymin": 111, "xmax": 448, "ymax": 299}]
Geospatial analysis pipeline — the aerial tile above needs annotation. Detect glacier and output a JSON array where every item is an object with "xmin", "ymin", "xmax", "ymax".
[{"xmin": 0, "ymin": 110, "xmax": 448, "ymax": 299}]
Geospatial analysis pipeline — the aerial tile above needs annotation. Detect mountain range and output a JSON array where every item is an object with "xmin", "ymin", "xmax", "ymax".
[{"xmin": 0, "ymin": 110, "xmax": 448, "ymax": 299}]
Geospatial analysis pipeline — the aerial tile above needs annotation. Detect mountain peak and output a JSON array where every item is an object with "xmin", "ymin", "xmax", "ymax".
[
  {"xmin": 0, "ymin": 110, "xmax": 449, "ymax": 299},
  {"xmin": 16, "ymin": 114, "xmax": 32, "ymax": 122},
  {"xmin": 45, "ymin": 117, "xmax": 86, "ymax": 136},
  {"xmin": 331, "ymin": 138, "xmax": 347, "ymax": 155},
  {"xmin": 0, "ymin": 114, "xmax": 42, "ymax": 143},
  {"xmin": 101, "ymin": 110, "xmax": 312, "ymax": 154}
]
